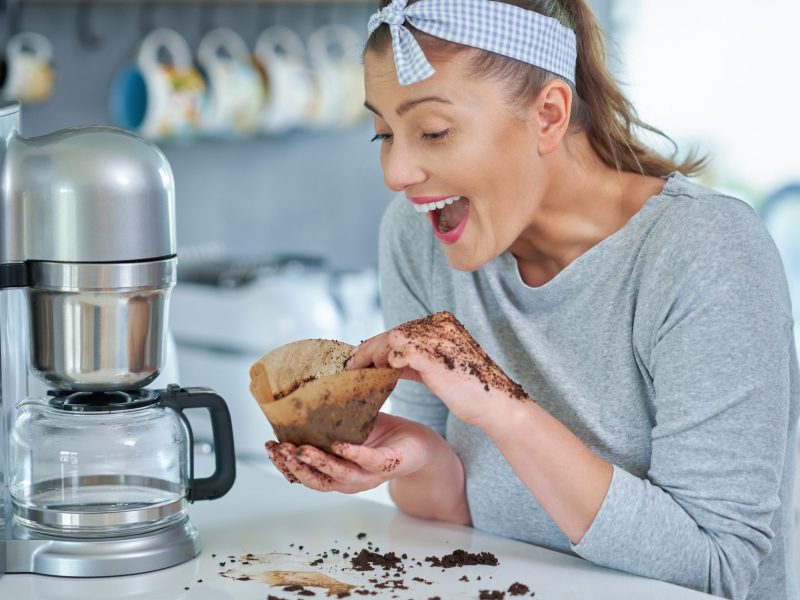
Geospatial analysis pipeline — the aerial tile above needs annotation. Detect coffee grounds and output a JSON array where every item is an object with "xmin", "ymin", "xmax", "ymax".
[
  {"xmin": 508, "ymin": 582, "xmax": 530, "ymax": 595},
  {"xmin": 395, "ymin": 312, "xmax": 529, "ymax": 401},
  {"xmin": 480, "ymin": 591, "xmax": 505, "ymax": 600},
  {"xmin": 424, "ymin": 549, "xmax": 499, "ymax": 568},
  {"xmin": 350, "ymin": 549, "xmax": 402, "ymax": 572},
  {"xmin": 273, "ymin": 375, "xmax": 318, "ymax": 401}
]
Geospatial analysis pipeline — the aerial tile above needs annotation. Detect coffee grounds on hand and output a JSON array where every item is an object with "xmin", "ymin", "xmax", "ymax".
[
  {"xmin": 396, "ymin": 312, "xmax": 529, "ymax": 401},
  {"xmin": 424, "ymin": 549, "xmax": 499, "ymax": 568},
  {"xmin": 480, "ymin": 591, "xmax": 505, "ymax": 600}
]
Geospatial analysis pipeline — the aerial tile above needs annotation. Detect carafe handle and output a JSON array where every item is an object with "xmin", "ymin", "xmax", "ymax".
[{"xmin": 159, "ymin": 384, "xmax": 237, "ymax": 501}]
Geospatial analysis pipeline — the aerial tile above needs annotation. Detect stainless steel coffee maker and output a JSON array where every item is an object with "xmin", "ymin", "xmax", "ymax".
[{"xmin": 0, "ymin": 101, "xmax": 236, "ymax": 577}]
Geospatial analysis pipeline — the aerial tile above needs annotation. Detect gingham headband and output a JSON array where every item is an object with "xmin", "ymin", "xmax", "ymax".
[{"xmin": 367, "ymin": 0, "xmax": 577, "ymax": 86}]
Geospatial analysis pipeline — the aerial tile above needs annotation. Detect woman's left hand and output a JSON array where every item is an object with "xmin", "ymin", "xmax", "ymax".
[{"xmin": 347, "ymin": 311, "xmax": 531, "ymax": 428}]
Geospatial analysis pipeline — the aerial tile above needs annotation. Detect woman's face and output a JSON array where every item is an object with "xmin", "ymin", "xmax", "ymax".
[{"xmin": 364, "ymin": 47, "xmax": 547, "ymax": 271}]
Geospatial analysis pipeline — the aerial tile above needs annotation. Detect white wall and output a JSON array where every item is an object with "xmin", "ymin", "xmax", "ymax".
[{"xmin": 612, "ymin": 0, "xmax": 800, "ymax": 199}]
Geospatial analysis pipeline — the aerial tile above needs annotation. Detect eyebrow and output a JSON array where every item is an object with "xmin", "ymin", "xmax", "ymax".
[{"xmin": 364, "ymin": 96, "xmax": 453, "ymax": 118}]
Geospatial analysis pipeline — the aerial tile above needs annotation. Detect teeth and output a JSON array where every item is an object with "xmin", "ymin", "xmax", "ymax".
[{"xmin": 412, "ymin": 196, "xmax": 461, "ymax": 213}]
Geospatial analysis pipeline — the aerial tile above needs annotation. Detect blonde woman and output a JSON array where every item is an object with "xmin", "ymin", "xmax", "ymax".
[{"xmin": 267, "ymin": 1, "xmax": 799, "ymax": 598}]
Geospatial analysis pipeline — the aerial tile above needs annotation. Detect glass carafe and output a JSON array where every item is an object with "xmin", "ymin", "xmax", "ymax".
[{"xmin": 9, "ymin": 385, "xmax": 235, "ymax": 537}]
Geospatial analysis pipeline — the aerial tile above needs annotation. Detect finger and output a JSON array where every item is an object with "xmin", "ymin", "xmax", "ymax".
[
  {"xmin": 346, "ymin": 334, "xmax": 385, "ymax": 369},
  {"xmin": 266, "ymin": 441, "xmax": 299, "ymax": 484},
  {"xmin": 391, "ymin": 336, "xmax": 463, "ymax": 378},
  {"xmin": 329, "ymin": 442, "xmax": 403, "ymax": 475},
  {"xmin": 281, "ymin": 449, "xmax": 337, "ymax": 492},
  {"xmin": 294, "ymin": 445, "xmax": 366, "ymax": 481}
]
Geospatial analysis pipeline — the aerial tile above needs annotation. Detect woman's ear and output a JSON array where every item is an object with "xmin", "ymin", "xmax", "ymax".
[{"xmin": 530, "ymin": 79, "xmax": 572, "ymax": 155}]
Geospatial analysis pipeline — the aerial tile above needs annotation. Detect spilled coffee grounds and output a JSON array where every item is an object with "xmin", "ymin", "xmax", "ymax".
[
  {"xmin": 350, "ymin": 549, "xmax": 403, "ymax": 572},
  {"xmin": 425, "ymin": 549, "xmax": 499, "ymax": 568}
]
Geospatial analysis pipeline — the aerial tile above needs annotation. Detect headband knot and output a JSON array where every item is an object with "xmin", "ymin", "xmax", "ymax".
[
  {"xmin": 379, "ymin": 0, "xmax": 408, "ymax": 26},
  {"xmin": 367, "ymin": 0, "xmax": 577, "ymax": 87}
]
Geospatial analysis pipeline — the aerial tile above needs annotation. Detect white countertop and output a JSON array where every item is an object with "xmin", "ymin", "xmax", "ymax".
[{"xmin": 1, "ymin": 458, "xmax": 713, "ymax": 600}]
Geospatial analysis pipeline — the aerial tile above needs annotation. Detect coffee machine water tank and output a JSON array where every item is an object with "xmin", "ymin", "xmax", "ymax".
[{"xmin": 0, "ymin": 101, "xmax": 176, "ymax": 390}]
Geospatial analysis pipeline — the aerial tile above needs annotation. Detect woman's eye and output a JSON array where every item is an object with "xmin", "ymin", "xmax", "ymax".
[
  {"xmin": 421, "ymin": 129, "xmax": 451, "ymax": 141},
  {"xmin": 370, "ymin": 133, "xmax": 392, "ymax": 143}
]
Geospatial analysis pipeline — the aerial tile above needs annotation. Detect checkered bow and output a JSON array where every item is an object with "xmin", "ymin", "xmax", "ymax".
[{"xmin": 367, "ymin": 0, "xmax": 578, "ymax": 86}]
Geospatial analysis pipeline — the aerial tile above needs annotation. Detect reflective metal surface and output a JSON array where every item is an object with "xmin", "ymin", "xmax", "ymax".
[
  {"xmin": 6, "ymin": 517, "xmax": 199, "ymax": 577},
  {"xmin": 27, "ymin": 260, "xmax": 175, "ymax": 390},
  {"xmin": 1, "ymin": 124, "xmax": 175, "ymax": 264}
]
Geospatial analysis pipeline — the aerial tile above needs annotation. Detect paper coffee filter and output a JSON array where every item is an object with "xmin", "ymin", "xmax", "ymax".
[{"xmin": 249, "ymin": 339, "xmax": 400, "ymax": 451}]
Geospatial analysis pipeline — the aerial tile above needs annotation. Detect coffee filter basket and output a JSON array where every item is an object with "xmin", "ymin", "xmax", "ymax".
[{"xmin": 249, "ymin": 339, "xmax": 400, "ymax": 451}]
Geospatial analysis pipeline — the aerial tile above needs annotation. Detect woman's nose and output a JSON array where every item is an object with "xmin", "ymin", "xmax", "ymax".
[{"xmin": 381, "ymin": 144, "xmax": 427, "ymax": 192}]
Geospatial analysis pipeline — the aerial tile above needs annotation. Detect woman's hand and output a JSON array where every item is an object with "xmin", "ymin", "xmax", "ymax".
[
  {"xmin": 347, "ymin": 311, "xmax": 531, "ymax": 427},
  {"xmin": 266, "ymin": 412, "xmax": 439, "ymax": 494}
]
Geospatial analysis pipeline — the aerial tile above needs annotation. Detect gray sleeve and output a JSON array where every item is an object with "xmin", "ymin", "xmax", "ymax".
[
  {"xmin": 572, "ymin": 199, "xmax": 796, "ymax": 599},
  {"xmin": 378, "ymin": 196, "xmax": 450, "ymax": 437}
]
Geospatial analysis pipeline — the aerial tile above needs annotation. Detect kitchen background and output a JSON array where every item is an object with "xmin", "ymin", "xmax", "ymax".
[{"xmin": 2, "ymin": 0, "xmax": 799, "ymax": 577}]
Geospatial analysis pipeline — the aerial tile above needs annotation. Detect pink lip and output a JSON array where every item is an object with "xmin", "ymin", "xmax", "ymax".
[
  {"xmin": 407, "ymin": 195, "xmax": 452, "ymax": 205},
  {"xmin": 428, "ymin": 200, "xmax": 469, "ymax": 245}
]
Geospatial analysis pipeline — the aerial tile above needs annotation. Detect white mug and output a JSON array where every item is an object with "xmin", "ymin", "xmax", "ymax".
[
  {"xmin": 197, "ymin": 28, "xmax": 264, "ymax": 137},
  {"xmin": 307, "ymin": 24, "xmax": 366, "ymax": 129},
  {"xmin": 254, "ymin": 26, "xmax": 315, "ymax": 134},
  {"xmin": 0, "ymin": 32, "xmax": 54, "ymax": 104},
  {"xmin": 111, "ymin": 28, "xmax": 206, "ymax": 140}
]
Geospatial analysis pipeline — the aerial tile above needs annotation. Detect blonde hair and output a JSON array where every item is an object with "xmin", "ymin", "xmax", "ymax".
[{"xmin": 366, "ymin": 0, "xmax": 706, "ymax": 177}]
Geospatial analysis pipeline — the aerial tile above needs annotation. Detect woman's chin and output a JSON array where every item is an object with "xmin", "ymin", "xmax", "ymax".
[{"xmin": 442, "ymin": 244, "xmax": 488, "ymax": 272}]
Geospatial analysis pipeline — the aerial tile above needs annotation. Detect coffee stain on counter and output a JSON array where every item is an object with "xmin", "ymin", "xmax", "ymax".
[{"xmin": 218, "ymin": 552, "xmax": 358, "ymax": 597}]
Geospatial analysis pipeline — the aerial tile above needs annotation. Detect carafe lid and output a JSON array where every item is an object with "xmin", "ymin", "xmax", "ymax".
[{"xmin": 47, "ymin": 389, "xmax": 159, "ymax": 412}]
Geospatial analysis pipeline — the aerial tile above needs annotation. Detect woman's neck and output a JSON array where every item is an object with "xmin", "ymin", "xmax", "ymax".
[{"xmin": 510, "ymin": 133, "xmax": 665, "ymax": 287}]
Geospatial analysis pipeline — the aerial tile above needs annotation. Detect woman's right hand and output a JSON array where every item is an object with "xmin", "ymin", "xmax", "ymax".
[{"xmin": 265, "ymin": 412, "xmax": 441, "ymax": 495}]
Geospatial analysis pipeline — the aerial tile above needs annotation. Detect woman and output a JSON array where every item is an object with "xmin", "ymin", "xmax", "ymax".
[{"xmin": 267, "ymin": 1, "xmax": 799, "ymax": 598}]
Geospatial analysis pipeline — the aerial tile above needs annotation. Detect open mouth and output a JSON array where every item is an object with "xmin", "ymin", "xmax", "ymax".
[{"xmin": 412, "ymin": 196, "xmax": 470, "ymax": 244}]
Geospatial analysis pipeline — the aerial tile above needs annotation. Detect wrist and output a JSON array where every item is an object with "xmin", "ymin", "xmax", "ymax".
[
  {"xmin": 389, "ymin": 430, "xmax": 470, "ymax": 524},
  {"xmin": 475, "ymin": 388, "xmax": 538, "ymax": 438}
]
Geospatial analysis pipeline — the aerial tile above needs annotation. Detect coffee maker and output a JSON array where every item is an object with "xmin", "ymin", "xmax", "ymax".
[{"xmin": 0, "ymin": 101, "xmax": 236, "ymax": 577}]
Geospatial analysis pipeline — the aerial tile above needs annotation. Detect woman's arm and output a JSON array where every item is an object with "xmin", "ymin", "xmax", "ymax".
[
  {"xmin": 481, "ymin": 397, "xmax": 613, "ymax": 543},
  {"xmin": 387, "ymin": 426, "xmax": 470, "ymax": 525}
]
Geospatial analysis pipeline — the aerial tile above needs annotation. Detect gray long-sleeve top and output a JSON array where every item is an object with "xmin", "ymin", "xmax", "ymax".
[{"xmin": 379, "ymin": 173, "xmax": 799, "ymax": 600}]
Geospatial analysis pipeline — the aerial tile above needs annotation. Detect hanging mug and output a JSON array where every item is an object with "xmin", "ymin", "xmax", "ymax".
[
  {"xmin": 0, "ymin": 32, "xmax": 54, "ymax": 104},
  {"xmin": 307, "ymin": 24, "xmax": 365, "ymax": 129},
  {"xmin": 197, "ymin": 28, "xmax": 264, "ymax": 138},
  {"xmin": 110, "ymin": 28, "xmax": 206, "ymax": 140},
  {"xmin": 254, "ymin": 26, "xmax": 315, "ymax": 134}
]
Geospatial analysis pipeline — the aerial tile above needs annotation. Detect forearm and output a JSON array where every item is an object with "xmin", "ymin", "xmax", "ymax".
[
  {"xmin": 389, "ymin": 431, "xmax": 470, "ymax": 525},
  {"xmin": 483, "ymin": 397, "xmax": 612, "ymax": 544}
]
